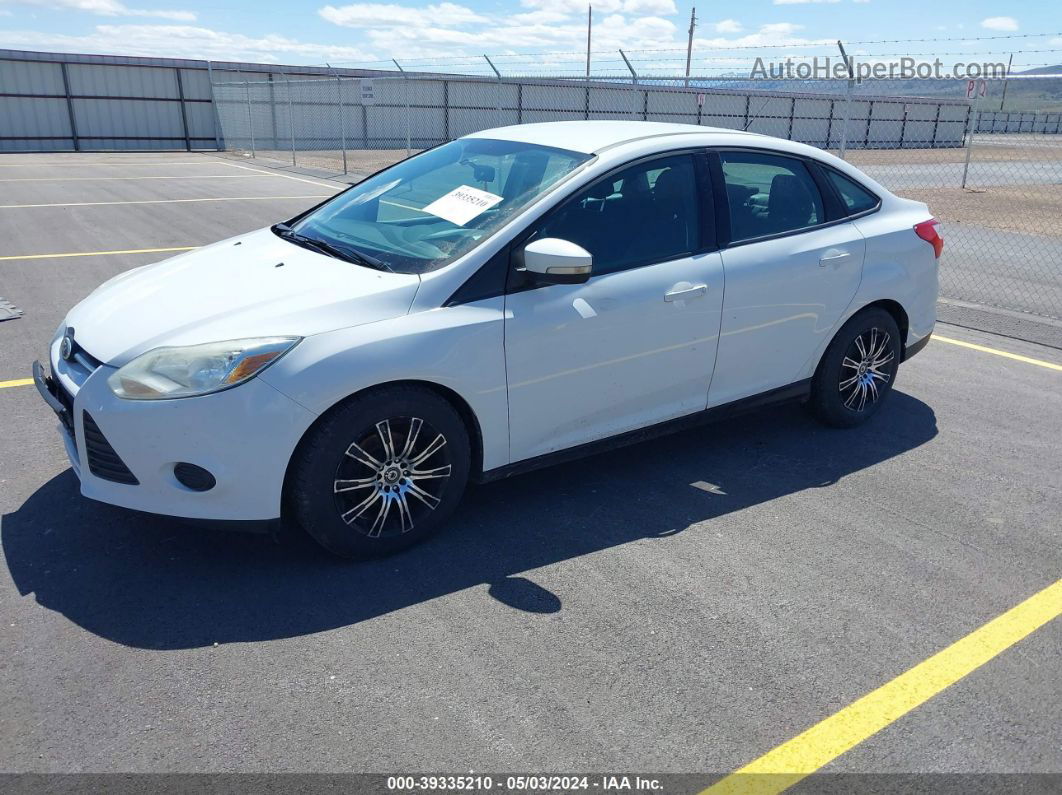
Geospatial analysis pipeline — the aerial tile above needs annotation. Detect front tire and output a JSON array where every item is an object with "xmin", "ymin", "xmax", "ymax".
[
  {"xmin": 289, "ymin": 385, "xmax": 471, "ymax": 558},
  {"xmin": 810, "ymin": 308, "xmax": 901, "ymax": 428}
]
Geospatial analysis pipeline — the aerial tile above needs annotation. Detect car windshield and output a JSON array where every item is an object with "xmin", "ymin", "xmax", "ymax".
[{"xmin": 288, "ymin": 138, "xmax": 593, "ymax": 274}]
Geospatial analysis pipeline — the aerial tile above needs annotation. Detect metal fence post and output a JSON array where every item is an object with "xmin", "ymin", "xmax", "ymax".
[
  {"xmin": 393, "ymin": 59, "xmax": 411, "ymax": 157},
  {"xmin": 836, "ymin": 40, "xmax": 854, "ymax": 159},
  {"xmin": 59, "ymin": 62, "xmax": 80, "ymax": 152},
  {"xmin": 174, "ymin": 67, "xmax": 191, "ymax": 151},
  {"xmin": 206, "ymin": 60, "xmax": 224, "ymax": 150},
  {"xmin": 285, "ymin": 76, "xmax": 296, "ymax": 166},
  {"xmin": 336, "ymin": 74, "xmax": 348, "ymax": 174},
  {"xmin": 825, "ymin": 98, "xmax": 834, "ymax": 147},
  {"xmin": 961, "ymin": 89, "xmax": 983, "ymax": 189},
  {"xmin": 443, "ymin": 79, "xmax": 450, "ymax": 141},
  {"xmin": 244, "ymin": 80, "xmax": 256, "ymax": 157},
  {"xmin": 838, "ymin": 78, "xmax": 852, "ymax": 159},
  {"xmin": 268, "ymin": 76, "xmax": 278, "ymax": 150},
  {"xmin": 484, "ymin": 55, "xmax": 503, "ymax": 123},
  {"xmin": 619, "ymin": 49, "xmax": 639, "ymax": 119}
]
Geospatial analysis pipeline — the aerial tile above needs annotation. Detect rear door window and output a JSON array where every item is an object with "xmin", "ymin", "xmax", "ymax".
[{"xmin": 719, "ymin": 151, "xmax": 825, "ymax": 242}]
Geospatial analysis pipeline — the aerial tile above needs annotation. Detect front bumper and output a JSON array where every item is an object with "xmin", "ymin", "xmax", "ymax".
[{"xmin": 35, "ymin": 342, "xmax": 318, "ymax": 522}]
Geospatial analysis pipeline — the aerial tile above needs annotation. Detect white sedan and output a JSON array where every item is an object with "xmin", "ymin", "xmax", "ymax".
[{"xmin": 35, "ymin": 121, "xmax": 941, "ymax": 557}]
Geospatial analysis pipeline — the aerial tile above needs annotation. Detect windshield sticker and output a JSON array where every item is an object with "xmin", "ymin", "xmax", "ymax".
[{"xmin": 422, "ymin": 185, "xmax": 503, "ymax": 226}]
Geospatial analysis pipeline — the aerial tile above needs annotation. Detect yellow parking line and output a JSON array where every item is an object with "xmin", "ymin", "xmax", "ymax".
[
  {"xmin": 0, "ymin": 195, "xmax": 333, "ymax": 209},
  {"xmin": 701, "ymin": 578, "xmax": 1062, "ymax": 795},
  {"xmin": 0, "ymin": 246, "xmax": 196, "ymax": 262},
  {"xmin": 935, "ymin": 335, "xmax": 1062, "ymax": 372},
  {"xmin": 0, "ymin": 378, "xmax": 34, "ymax": 389}
]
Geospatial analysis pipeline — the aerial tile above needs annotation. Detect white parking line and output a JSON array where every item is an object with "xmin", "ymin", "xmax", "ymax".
[
  {"xmin": 0, "ymin": 175, "xmax": 302, "ymax": 182},
  {"xmin": 0, "ymin": 161, "xmax": 211, "ymax": 167},
  {"xmin": 219, "ymin": 160, "xmax": 347, "ymax": 190},
  {"xmin": 0, "ymin": 195, "xmax": 334, "ymax": 209}
]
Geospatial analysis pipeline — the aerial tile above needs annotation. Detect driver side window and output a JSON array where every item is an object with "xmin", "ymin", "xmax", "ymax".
[{"xmin": 535, "ymin": 154, "xmax": 700, "ymax": 277}]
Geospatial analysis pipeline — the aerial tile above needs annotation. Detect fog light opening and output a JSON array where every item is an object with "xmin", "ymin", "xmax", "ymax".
[{"xmin": 174, "ymin": 462, "xmax": 216, "ymax": 492}]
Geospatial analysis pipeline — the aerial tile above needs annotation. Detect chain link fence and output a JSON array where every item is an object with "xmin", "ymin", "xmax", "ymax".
[{"xmin": 212, "ymin": 72, "xmax": 1062, "ymax": 346}]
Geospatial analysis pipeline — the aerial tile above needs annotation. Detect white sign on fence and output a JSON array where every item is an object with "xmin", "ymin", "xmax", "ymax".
[{"xmin": 359, "ymin": 79, "xmax": 376, "ymax": 105}]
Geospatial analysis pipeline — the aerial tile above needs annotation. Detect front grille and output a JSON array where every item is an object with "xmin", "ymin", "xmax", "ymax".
[{"xmin": 82, "ymin": 411, "xmax": 139, "ymax": 485}]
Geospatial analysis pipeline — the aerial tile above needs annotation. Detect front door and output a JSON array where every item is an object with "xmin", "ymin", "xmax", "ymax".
[{"xmin": 504, "ymin": 153, "xmax": 725, "ymax": 462}]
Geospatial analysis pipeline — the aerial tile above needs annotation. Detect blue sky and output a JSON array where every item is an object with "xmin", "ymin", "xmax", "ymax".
[{"xmin": 0, "ymin": 0, "xmax": 1058, "ymax": 74}]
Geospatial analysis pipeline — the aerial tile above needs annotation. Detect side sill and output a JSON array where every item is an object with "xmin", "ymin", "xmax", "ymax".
[
  {"xmin": 903, "ymin": 331, "xmax": 932, "ymax": 362},
  {"xmin": 476, "ymin": 379, "xmax": 811, "ymax": 484}
]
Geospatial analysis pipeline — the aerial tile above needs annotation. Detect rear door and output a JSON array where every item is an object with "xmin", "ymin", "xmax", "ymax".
[{"xmin": 707, "ymin": 149, "xmax": 866, "ymax": 407}]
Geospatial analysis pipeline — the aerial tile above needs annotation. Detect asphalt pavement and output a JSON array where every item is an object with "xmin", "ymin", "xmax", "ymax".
[{"xmin": 0, "ymin": 152, "xmax": 1058, "ymax": 781}]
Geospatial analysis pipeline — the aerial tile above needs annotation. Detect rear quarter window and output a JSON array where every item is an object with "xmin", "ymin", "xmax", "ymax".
[{"xmin": 825, "ymin": 169, "xmax": 880, "ymax": 215}]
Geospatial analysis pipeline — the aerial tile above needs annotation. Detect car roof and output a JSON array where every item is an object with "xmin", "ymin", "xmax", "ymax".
[{"xmin": 464, "ymin": 120, "xmax": 765, "ymax": 155}]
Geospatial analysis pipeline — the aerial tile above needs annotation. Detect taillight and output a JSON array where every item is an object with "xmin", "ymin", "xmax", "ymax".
[{"xmin": 914, "ymin": 218, "xmax": 943, "ymax": 259}]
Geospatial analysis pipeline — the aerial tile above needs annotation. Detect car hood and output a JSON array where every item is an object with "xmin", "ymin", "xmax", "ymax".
[{"xmin": 66, "ymin": 228, "xmax": 421, "ymax": 365}]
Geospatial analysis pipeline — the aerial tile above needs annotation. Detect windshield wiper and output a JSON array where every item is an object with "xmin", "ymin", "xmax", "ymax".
[{"xmin": 271, "ymin": 224, "xmax": 393, "ymax": 272}]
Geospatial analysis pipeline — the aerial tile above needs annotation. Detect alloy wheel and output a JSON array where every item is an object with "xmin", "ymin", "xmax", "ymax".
[
  {"xmin": 838, "ymin": 327, "xmax": 895, "ymax": 412},
  {"xmin": 333, "ymin": 417, "xmax": 452, "ymax": 538}
]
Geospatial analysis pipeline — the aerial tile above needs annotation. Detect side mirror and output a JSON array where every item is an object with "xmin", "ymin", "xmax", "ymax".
[{"xmin": 521, "ymin": 238, "xmax": 593, "ymax": 285}]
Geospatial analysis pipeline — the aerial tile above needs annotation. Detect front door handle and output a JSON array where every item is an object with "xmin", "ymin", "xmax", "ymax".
[
  {"xmin": 819, "ymin": 250, "xmax": 852, "ymax": 267},
  {"xmin": 664, "ymin": 283, "xmax": 708, "ymax": 302}
]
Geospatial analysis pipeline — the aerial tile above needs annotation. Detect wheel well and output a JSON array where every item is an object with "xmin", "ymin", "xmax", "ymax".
[
  {"xmin": 282, "ymin": 380, "xmax": 486, "ymax": 511},
  {"xmin": 863, "ymin": 299, "xmax": 909, "ymax": 356}
]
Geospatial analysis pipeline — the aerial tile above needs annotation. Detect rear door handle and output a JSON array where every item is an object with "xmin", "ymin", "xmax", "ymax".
[
  {"xmin": 819, "ymin": 250, "xmax": 853, "ymax": 266},
  {"xmin": 664, "ymin": 283, "xmax": 708, "ymax": 302}
]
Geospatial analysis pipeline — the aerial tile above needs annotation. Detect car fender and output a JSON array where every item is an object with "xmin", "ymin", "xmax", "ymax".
[{"xmin": 259, "ymin": 298, "xmax": 508, "ymax": 473}]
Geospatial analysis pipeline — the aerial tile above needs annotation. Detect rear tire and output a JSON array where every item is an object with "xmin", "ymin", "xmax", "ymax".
[
  {"xmin": 810, "ymin": 308, "xmax": 901, "ymax": 428},
  {"xmin": 289, "ymin": 385, "xmax": 470, "ymax": 559}
]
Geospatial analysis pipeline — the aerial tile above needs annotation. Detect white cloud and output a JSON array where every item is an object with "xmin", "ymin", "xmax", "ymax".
[
  {"xmin": 362, "ymin": 11, "xmax": 675, "ymax": 56},
  {"xmin": 319, "ymin": 2, "xmax": 487, "ymax": 29},
  {"xmin": 0, "ymin": 0, "xmax": 195, "ymax": 20},
  {"xmin": 520, "ymin": 0, "xmax": 618, "ymax": 13},
  {"xmin": 713, "ymin": 19, "xmax": 742, "ymax": 34},
  {"xmin": 509, "ymin": 9, "xmax": 569, "ymax": 24},
  {"xmin": 981, "ymin": 16, "xmax": 1018, "ymax": 32},
  {"xmin": 0, "ymin": 23, "xmax": 376, "ymax": 63},
  {"xmin": 622, "ymin": 0, "xmax": 676, "ymax": 14},
  {"xmin": 313, "ymin": 0, "xmax": 680, "ymax": 63},
  {"xmin": 517, "ymin": 0, "xmax": 675, "ymax": 16},
  {"xmin": 773, "ymin": 0, "xmax": 840, "ymax": 4},
  {"xmin": 695, "ymin": 22, "xmax": 819, "ymax": 50}
]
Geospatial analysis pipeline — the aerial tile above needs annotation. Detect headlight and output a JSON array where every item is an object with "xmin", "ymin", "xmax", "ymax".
[{"xmin": 107, "ymin": 337, "xmax": 300, "ymax": 400}]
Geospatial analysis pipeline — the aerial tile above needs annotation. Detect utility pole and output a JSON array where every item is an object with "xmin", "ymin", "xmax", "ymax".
[
  {"xmin": 999, "ymin": 53, "xmax": 1014, "ymax": 111},
  {"xmin": 586, "ymin": 5, "xmax": 592, "ymax": 80},
  {"xmin": 684, "ymin": 7, "xmax": 697, "ymax": 87}
]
